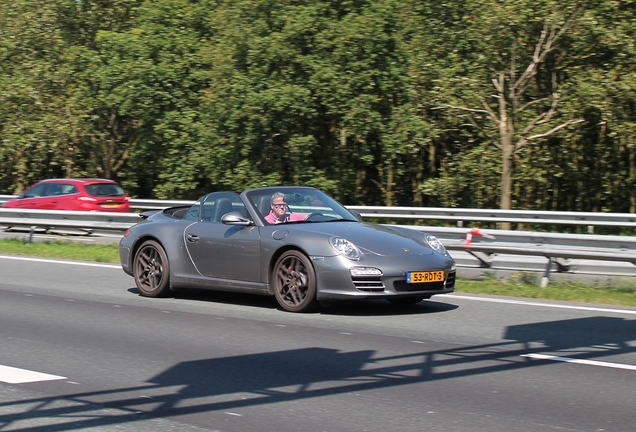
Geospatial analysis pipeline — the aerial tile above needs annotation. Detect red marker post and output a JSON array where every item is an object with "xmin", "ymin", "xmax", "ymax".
[{"xmin": 464, "ymin": 227, "xmax": 495, "ymax": 249}]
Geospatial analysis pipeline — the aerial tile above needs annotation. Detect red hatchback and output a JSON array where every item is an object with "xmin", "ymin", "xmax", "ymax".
[{"xmin": 2, "ymin": 178, "xmax": 131, "ymax": 212}]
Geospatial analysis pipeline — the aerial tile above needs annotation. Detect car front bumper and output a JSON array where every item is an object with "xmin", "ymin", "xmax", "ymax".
[{"xmin": 311, "ymin": 254, "xmax": 456, "ymax": 301}]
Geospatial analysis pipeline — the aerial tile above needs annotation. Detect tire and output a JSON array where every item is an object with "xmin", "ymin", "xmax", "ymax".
[
  {"xmin": 272, "ymin": 251, "xmax": 318, "ymax": 312},
  {"xmin": 133, "ymin": 240, "xmax": 171, "ymax": 298},
  {"xmin": 387, "ymin": 297, "xmax": 425, "ymax": 306}
]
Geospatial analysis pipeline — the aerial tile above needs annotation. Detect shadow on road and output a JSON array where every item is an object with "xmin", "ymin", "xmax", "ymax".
[
  {"xmin": 127, "ymin": 286, "xmax": 458, "ymax": 316},
  {"xmin": 1, "ymin": 314, "xmax": 634, "ymax": 431}
]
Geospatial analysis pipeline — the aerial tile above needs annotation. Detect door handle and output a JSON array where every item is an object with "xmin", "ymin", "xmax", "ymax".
[{"xmin": 186, "ymin": 233, "xmax": 199, "ymax": 242}]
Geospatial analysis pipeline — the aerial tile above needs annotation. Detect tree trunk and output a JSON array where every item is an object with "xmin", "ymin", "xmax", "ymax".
[
  {"xmin": 500, "ymin": 144, "xmax": 514, "ymax": 211},
  {"xmin": 499, "ymin": 111, "xmax": 514, "ymax": 229},
  {"xmin": 386, "ymin": 158, "xmax": 394, "ymax": 206},
  {"xmin": 630, "ymin": 139, "xmax": 636, "ymax": 214},
  {"xmin": 413, "ymin": 153, "xmax": 424, "ymax": 207}
]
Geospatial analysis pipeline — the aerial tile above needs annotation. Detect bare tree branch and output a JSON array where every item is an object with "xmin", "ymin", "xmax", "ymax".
[
  {"xmin": 516, "ymin": 119, "xmax": 584, "ymax": 150},
  {"xmin": 492, "ymin": 77, "xmax": 503, "ymax": 93},
  {"xmin": 513, "ymin": 8, "xmax": 581, "ymax": 100},
  {"xmin": 435, "ymin": 104, "xmax": 492, "ymax": 116},
  {"xmin": 515, "ymin": 97, "xmax": 550, "ymax": 113},
  {"xmin": 535, "ymin": 92, "xmax": 560, "ymax": 125},
  {"xmin": 481, "ymin": 99, "xmax": 499, "ymax": 124}
]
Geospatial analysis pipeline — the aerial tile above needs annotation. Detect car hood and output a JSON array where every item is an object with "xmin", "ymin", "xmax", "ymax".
[{"xmin": 295, "ymin": 221, "xmax": 435, "ymax": 257}]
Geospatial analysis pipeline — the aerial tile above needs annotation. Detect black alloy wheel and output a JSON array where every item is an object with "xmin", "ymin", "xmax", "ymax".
[
  {"xmin": 273, "ymin": 251, "xmax": 318, "ymax": 312},
  {"xmin": 133, "ymin": 240, "xmax": 171, "ymax": 297}
]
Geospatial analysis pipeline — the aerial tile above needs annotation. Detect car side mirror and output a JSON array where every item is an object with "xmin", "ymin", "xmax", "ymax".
[
  {"xmin": 17, "ymin": 193, "xmax": 25, "ymax": 199},
  {"xmin": 350, "ymin": 209, "xmax": 362, "ymax": 221},
  {"xmin": 221, "ymin": 212, "xmax": 254, "ymax": 226}
]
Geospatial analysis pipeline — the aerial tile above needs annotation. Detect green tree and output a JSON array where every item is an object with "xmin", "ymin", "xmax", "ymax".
[
  {"xmin": 431, "ymin": 2, "xmax": 585, "ymax": 218},
  {"xmin": 194, "ymin": 0, "xmax": 415, "ymax": 204},
  {"xmin": 67, "ymin": 0, "xmax": 215, "ymax": 198},
  {"xmin": 0, "ymin": 1, "xmax": 78, "ymax": 192}
]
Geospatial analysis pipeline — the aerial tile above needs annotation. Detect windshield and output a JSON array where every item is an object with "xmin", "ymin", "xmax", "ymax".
[
  {"xmin": 246, "ymin": 188, "xmax": 359, "ymax": 225},
  {"xmin": 85, "ymin": 183, "xmax": 125, "ymax": 197}
]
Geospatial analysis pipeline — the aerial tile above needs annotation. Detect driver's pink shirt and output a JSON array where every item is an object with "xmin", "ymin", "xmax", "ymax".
[{"xmin": 264, "ymin": 211, "xmax": 306, "ymax": 224}]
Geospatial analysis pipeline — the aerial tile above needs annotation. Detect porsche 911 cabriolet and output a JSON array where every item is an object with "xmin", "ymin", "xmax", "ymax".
[{"xmin": 119, "ymin": 186, "xmax": 456, "ymax": 312}]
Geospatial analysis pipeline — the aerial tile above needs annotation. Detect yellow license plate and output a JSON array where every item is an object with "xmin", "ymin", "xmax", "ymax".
[
  {"xmin": 407, "ymin": 270, "xmax": 445, "ymax": 283},
  {"xmin": 101, "ymin": 203, "xmax": 121, "ymax": 208}
]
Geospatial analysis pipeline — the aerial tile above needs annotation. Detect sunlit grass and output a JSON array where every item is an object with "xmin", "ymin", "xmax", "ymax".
[
  {"xmin": 0, "ymin": 238, "xmax": 120, "ymax": 263},
  {"xmin": 456, "ymin": 273, "xmax": 636, "ymax": 307}
]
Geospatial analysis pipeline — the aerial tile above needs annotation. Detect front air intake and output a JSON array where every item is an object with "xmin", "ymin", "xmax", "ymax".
[{"xmin": 352, "ymin": 277, "xmax": 385, "ymax": 292}]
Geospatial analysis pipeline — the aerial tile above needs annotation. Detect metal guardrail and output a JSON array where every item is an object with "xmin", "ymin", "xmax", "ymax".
[
  {"xmin": 3, "ymin": 195, "xmax": 636, "ymax": 228},
  {"xmin": 404, "ymin": 225, "xmax": 636, "ymax": 263},
  {"xmin": 1, "ymin": 197, "xmax": 635, "ymax": 283},
  {"xmin": 128, "ymin": 199, "xmax": 636, "ymax": 230},
  {"xmin": 0, "ymin": 208, "xmax": 140, "ymax": 242},
  {"xmin": 403, "ymin": 225, "xmax": 636, "ymax": 285},
  {"xmin": 356, "ymin": 206, "xmax": 636, "ymax": 229}
]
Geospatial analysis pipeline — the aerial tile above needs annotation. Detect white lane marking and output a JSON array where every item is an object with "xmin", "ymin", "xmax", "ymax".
[
  {"xmin": 0, "ymin": 364, "xmax": 67, "ymax": 384},
  {"xmin": 522, "ymin": 353, "xmax": 636, "ymax": 371},
  {"xmin": 0, "ymin": 255, "xmax": 120, "ymax": 269},
  {"xmin": 439, "ymin": 294, "xmax": 636, "ymax": 315}
]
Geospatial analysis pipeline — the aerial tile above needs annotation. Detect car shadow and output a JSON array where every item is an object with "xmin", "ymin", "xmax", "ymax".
[
  {"xmin": 126, "ymin": 286, "xmax": 458, "ymax": 316},
  {"xmin": 320, "ymin": 298, "xmax": 459, "ymax": 316}
]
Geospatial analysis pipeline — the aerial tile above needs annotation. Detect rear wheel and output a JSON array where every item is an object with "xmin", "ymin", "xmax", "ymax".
[
  {"xmin": 273, "ymin": 251, "xmax": 318, "ymax": 312},
  {"xmin": 133, "ymin": 240, "xmax": 171, "ymax": 297}
]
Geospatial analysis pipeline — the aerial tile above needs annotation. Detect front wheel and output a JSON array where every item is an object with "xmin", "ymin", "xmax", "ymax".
[
  {"xmin": 133, "ymin": 240, "xmax": 171, "ymax": 297},
  {"xmin": 272, "ymin": 251, "xmax": 318, "ymax": 312}
]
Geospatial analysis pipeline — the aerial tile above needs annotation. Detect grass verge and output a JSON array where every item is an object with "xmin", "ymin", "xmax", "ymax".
[
  {"xmin": 0, "ymin": 238, "xmax": 120, "ymax": 263},
  {"xmin": 1, "ymin": 239, "xmax": 635, "ymax": 307},
  {"xmin": 457, "ymin": 278, "xmax": 636, "ymax": 307}
]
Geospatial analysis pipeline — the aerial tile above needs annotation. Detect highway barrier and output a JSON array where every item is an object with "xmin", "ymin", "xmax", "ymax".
[{"xmin": 1, "ymin": 196, "xmax": 635, "ymax": 283}]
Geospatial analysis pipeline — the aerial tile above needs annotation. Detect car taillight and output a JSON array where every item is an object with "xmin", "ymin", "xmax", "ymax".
[
  {"xmin": 123, "ymin": 229, "xmax": 130, "ymax": 237},
  {"xmin": 77, "ymin": 196, "xmax": 97, "ymax": 201}
]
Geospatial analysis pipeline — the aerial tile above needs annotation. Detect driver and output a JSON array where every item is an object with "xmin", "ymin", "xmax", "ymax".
[{"xmin": 264, "ymin": 192, "xmax": 306, "ymax": 224}]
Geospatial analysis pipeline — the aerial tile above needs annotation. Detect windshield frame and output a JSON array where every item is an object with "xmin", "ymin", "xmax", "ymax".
[{"xmin": 243, "ymin": 187, "xmax": 360, "ymax": 226}]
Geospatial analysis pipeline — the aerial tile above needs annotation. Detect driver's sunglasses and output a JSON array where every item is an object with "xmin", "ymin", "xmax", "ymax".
[{"xmin": 272, "ymin": 203, "xmax": 287, "ymax": 208}]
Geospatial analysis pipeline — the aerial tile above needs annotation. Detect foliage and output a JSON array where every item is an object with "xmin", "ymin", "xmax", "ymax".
[{"xmin": 0, "ymin": 0, "xmax": 634, "ymax": 214}]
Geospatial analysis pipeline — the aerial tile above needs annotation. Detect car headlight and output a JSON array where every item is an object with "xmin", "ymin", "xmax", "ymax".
[
  {"xmin": 330, "ymin": 237, "xmax": 361, "ymax": 260},
  {"xmin": 424, "ymin": 234, "xmax": 447, "ymax": 255}
]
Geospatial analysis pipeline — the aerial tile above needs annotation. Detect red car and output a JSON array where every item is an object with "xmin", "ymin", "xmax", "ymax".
[{"xmin": 2, "ymin": 178, "xmax": 131, "ymax": 212}]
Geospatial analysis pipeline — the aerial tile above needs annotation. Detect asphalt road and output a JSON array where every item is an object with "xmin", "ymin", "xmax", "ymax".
[{"xmin": 1, "ymin": 255, "xmax": 635, "ymax": 432}]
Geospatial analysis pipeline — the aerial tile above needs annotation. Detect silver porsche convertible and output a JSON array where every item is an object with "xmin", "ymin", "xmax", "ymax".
[{"xmin": 119, "ymin": 186, "xmax": 456, "ymax": 312}]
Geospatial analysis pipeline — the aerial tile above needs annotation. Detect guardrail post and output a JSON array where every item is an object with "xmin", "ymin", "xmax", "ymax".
[
  {"xmin": 27, "ymin": 226, "xmax": 36, "ymax": 244},
  {"xmin": 540, "ymin": 258, "xmax": 554, "ymax": 288}
]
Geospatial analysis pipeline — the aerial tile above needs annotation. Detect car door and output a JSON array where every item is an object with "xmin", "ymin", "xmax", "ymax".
[
  {"xmin": 14, "ymin": 183, "xmax": 50, "ymax": 209},
  {"xmin": 45, "ymin": 182, "xmax": 71, "ymax": 210},
  {"xmin": 184, "ymin": 192, "xmax": 261, "ymax": 282}
]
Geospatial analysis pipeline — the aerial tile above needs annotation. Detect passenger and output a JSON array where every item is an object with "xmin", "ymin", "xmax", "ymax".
[{"xmin": 264, "ymin": 192, "xmax": 306, "ymax": 224}]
